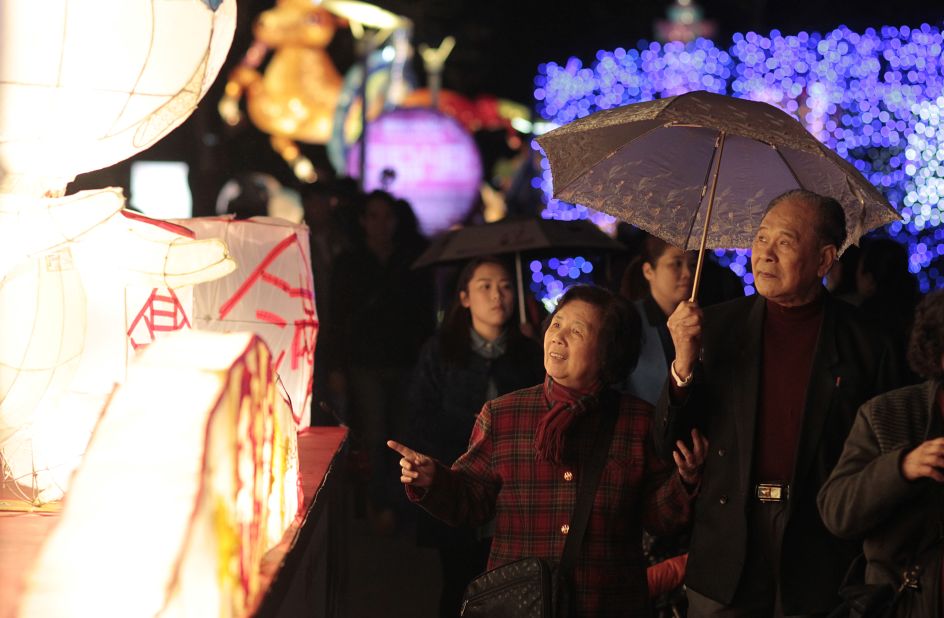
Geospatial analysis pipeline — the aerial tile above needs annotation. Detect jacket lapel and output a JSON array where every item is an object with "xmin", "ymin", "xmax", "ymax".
[
  {"xmin": 734, "ymin": 296, "xmax": 766, "ymax": 492},
  {"xmin": 790, "ymin": 293, "xmax": 840, "ymax": 502}
]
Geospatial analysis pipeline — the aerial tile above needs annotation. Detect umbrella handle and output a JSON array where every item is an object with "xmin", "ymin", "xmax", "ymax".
[
  {"xmin": 690, "ymin": 130, "xmax": 727, "ymax": 303},
  {"xmin": 515, "ymin": 252, "xmax": 527, "ymax": 325}
]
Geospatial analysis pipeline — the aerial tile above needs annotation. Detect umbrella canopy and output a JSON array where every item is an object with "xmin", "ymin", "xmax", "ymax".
[
  {"xmin": 413, "ymin": 217, "xmax": 624, "ymax": 267},
  {"xmin": 537, "ymin": 90, "xmax": 900, "ymax": 255}
]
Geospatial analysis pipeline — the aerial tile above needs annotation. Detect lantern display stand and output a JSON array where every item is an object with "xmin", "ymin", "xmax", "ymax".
[{"xmin": 0, "ymin": 427, "xmax": 349, "ymax": 618}]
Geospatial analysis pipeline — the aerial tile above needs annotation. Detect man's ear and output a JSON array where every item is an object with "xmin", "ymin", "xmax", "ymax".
[{"xmin": 817, "ymin": 244, "xmax": 838, "ymax": 278}]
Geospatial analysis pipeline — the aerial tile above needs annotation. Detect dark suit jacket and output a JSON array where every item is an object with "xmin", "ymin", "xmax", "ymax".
[
  {"xmin": 818, "ymin": 380, "xmax": 943, "ymax": 618},
  {"xmin": 655, "ymin": 291, "xmax": 899, "ymax": 614}
]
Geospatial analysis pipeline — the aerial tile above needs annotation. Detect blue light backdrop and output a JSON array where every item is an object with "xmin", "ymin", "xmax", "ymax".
[{"xmin": 531, "ymin": 24, "xmax": 944, "ymax": 301}]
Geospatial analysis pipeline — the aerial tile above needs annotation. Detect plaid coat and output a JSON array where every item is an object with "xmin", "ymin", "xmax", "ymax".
[{"xmin": 410, "ymin": 383, "xmax": 694, "ymax": 617}]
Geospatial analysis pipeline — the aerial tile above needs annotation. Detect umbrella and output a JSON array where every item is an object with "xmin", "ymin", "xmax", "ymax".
[
  {"xmin": 536, "ymin": 90, "xmax": 901, "ymax": 300},
  {"xmin": 413, "ymin": 217, "xmax": 625, "ymax": 322}
]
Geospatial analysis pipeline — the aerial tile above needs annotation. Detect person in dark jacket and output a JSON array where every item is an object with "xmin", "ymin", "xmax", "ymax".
[
  {"xmin": 321, "ymin": 190, "xmax": 434, "ymax": 531},
  {"xmin": 818, "ymin": 289, "xmax": 944, "ymax": 617},
  {"xmin": 408, "ymin": 256, "xmax": 544, "ymax": 617},
  {"xmin": 657, "ymin": 190, "xmax": 900, "ymax": 617},
  {"xmin": 620, "ymin": 234, "xmax": 697, "ymax": 617}
]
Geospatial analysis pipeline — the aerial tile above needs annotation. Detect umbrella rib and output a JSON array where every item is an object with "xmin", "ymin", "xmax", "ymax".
[
  {"xmin": 684, "ymin": 131, "xmax": 724, "ymax": 249},
  {"xmin": 771, "ymin": 145, "xmax": 804, "ymax": 188}
]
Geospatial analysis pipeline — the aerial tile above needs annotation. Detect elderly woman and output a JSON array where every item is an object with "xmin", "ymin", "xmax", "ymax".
[
  {"xmin": 389, "ymin": 285, "xmax": 706, "ymax": 616},
  {"xmin": 818, "ymin": 289, "xmax": 944, "ymax": 617}
]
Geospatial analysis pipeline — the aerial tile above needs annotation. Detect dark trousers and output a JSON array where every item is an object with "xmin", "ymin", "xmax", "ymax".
[{"xmin": 687, "ymin": 500, "xmax": 826, "ymax": 618}]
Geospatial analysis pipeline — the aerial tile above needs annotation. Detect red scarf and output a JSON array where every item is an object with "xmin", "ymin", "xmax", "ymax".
[{"xmin": 534, "ymin": 375, "xmax": 603, "ymax": 464}]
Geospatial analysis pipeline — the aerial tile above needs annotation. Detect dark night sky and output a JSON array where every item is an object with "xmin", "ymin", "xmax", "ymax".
[{"xmin": 364, "ymin": 0, "xmax": 944, "ymax": 103}]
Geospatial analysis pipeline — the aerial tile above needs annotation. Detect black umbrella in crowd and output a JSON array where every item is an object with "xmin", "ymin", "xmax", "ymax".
[{"xmin": 413, "ymin": 217, "xmax": 625, "ymax": 322}]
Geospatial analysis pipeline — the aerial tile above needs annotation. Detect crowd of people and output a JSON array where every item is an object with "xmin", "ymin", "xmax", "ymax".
[{"xmin": 282, "ymin": 178, "xmax": 939, "ymax": 618}]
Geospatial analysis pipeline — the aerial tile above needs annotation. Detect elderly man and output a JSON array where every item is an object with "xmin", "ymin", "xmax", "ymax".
[{"xmin": 656, "ymin": 189, "xmax": 899, "ymax": 617}]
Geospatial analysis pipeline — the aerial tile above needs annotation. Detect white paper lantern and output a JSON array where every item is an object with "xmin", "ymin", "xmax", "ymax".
[
  {"xmin": 0, "ymin": 189, "xmax": 236, "ymax": 506},
  {"xmin": 0, "ymin": 0, "xmax": 237, "ymax": 195},
  {"xmin": 176, "ymin": 216, "xmax": 318, "ymax": 428},
  {"xmin": 20, "ymin": 330, "xmax": 299, "ymax": 618}
]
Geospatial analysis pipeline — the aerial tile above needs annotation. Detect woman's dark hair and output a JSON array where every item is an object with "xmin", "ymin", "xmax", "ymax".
[
  {"xmin": 907, "ymin": 290, "xmax": 944, "ymax": 381},
  {"xmin": 357, "ymin": 189, "xmax": 395, "ymax": 215},
  {"xmin": 545, "ymin": 284, "xmax": 641, "ymax": 385},
  {"xmin": 639, "ymin": 233, "xmax": 671, "ymax": 268},
  {"xmin": 440, "ymin": 256, "xmax": 522, "ymax": 365}
]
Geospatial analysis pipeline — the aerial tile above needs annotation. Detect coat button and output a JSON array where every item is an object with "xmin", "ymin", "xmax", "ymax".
[
  {"xmin": 563, "ymin": 471, "xmax": 574, "ymax": 482},
  {"xmin": 561, "ymin": 524, "xmax": 570, "ymax": 535},
  {"xmin": 719, "ymin": 495, "xmax": 728, "ymax": 505},
  {"xmin": 718, "ymin": 448, "xmax": 727, "ymax": 457}
]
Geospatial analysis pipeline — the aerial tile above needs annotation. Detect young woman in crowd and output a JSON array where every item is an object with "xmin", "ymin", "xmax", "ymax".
[
  {"xmin": 407, "ymin": 256, "xmax": 544, "ymax": 618},
  {"xmin": 623, "ymin": 234, "xmax": 696, "ymax": 405}
]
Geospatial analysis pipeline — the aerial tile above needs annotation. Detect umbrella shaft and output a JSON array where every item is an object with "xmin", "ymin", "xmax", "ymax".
[
  {"xmin": 515, "ymin": 252, "xmax": 526, "ymax": 325},
  {"xmin": 691, "ymin": 131, "xmax": 727, "ymax": 302}
]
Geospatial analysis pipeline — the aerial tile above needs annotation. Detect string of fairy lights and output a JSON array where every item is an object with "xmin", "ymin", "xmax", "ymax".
[{"xmin": 530, "ymin": 23, "xmax": 944, "ymax": 303}]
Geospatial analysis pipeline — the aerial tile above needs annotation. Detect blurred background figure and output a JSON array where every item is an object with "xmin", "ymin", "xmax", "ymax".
[
  {"xmin": 216, "ymin": 172, "xmax": 272, "ymax": 219},
  {"xmin": 321, "ymin": 190, "xmax": 434, "ymax": 534},
  {"xmin": 857, "ymin": 237, "xmax": 922, "ymax": 383},
  {"xmin": 824, "ymin": 244, "xmax": 862, "ymax": 306},
  {"xmin": 620, "ymin": 233, "xmax": 697, "ymax": 618},
  {"xmin": 622, "ymin": 235, "xmax": 695, "ymax": 406},
  {"xmin": 215, "ymin": 171, "xmax": 303, "ymax": 221},
  {"xmin": 301, "ymin": 182, "xmax": 351, "ymax": 423},
  {"xmin": 407, "ymin": 256, "xmax": 543, "ymax": 618}
]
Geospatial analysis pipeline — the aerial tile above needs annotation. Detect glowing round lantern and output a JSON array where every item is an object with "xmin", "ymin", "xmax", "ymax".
[
  {"xmin": 346, "ymin": 107, "xmax": 483, "ymax": 236},
  {"xmin": 0, "ymin": 0, "xmax": 237, "ymax": 196}
]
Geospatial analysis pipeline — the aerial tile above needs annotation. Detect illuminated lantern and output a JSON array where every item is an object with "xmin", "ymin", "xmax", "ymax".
[
  {"xmin": 0, "ymin": 0, "xmax": 237, "ymax": 196},
  {"xmin": 20, "ymin": 331, "xmax": 299, "ymax": 617},
  {"xmin": 401, "ymin": 88, "xmax": 480, "ymax": 131},
  {"xmin": 0, "ymin": 190, "xmax": 235, "ymax": 506},
  {"xmin": 327, "ymin": 27, "xmax": 417, "ymax": 174},
  {"xmin": 347, "ymin": 107, "xmax": 483, "ymax": 235},
  {"xmin": 218, "ymin": 0, "xmax": 343, "ymax": 181},
  {"xmin": 0, "ymin": 0, "xmax": 238, "ymax": 506},
  {"xmin": 174, "ymin": 216, "xmax": 317, "ymax": 428}
]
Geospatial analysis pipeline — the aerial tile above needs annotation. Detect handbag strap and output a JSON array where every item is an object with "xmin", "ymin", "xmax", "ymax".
[{"xmin": 558, "ymin": 388, "xmax": 619, "ymax": 576}]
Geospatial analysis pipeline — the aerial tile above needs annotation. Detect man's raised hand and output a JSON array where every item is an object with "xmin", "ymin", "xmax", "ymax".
[{"xmin": 667, "ymin": 300, "xmax": 703, "ymax": 381}]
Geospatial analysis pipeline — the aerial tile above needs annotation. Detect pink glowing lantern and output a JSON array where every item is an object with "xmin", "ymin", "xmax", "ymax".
[{"xmin": 347, "ymin": 107, "xmax": 483, "ymax": 236}]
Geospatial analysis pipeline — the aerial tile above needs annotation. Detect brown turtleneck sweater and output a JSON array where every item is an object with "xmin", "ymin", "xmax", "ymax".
[{"xmin": 753, "ymin": 295, "xmax": 824, "ymax": 483}]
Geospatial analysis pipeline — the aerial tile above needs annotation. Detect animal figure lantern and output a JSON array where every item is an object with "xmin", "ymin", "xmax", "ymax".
[{"xmin": 219, "ymin": 0, "xmax": 343, "ymax": 182}]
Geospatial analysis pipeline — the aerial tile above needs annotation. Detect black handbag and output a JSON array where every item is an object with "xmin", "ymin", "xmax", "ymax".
[
  {"xmin": 828, "ymin": 554, "xmax": 924, "ymax": 618},
  {"xmin": 459, "ymin": 400, "xmax": 619, "ymax": 618}
]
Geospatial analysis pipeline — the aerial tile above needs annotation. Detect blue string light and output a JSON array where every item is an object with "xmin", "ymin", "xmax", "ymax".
[{"xmin": 533, "ymin": 23, "xmax": 944, "ymax": 299}]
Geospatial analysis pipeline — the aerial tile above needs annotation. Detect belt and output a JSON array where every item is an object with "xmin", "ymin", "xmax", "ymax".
[{"xmin": 755, "ymin": 482, "xmax": 789, "ymax": 503}]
